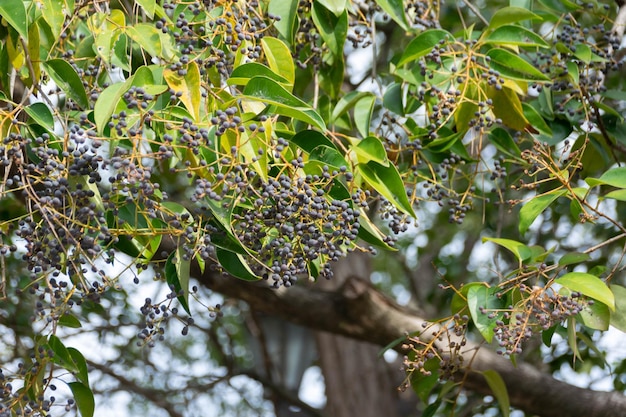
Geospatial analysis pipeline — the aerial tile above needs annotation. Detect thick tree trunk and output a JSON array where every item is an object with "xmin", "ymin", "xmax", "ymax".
[{"xmin": 314, "ymin": 253, "xmax": 401, "ymax": 417}]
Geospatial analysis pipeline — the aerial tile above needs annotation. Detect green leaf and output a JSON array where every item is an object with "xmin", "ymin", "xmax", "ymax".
[
  {"xmin": 557, "ymin": 272, "xmax": 615, "ymax": 311},
  {"xmin": 488, "ymin": 85, "xmax": 530, "ymax": 131},
  {"xmin": 165, "ymin": 251, "xmax": 191, "ymax": 314},
  {"xmin": 58, "ymin": 313, "xmax": 82, "ymax": 328},
  {"xmin": 94, "ymin": 78, "xmax": 132, "ymax": 135},
  {"xmin": 290, "ymin": 130, "xmax": 337, "ymax": 153},
  {"xmin": 577, "ymin": 299, "xmax": 610, "ymax": 331},
  {"xmin": 422, "ymin": 401, "xmax": 442, "ymax": 417},
  {"xmin": 135, "ymin": 0, "xmax": 156, "ymax": 19},
  {"xmin": 519, "ymin": 189, "xmax": 567, "ymax": 235},
  {"xmin": 229, "ymin": 63, "xmax": 290, "ymax": 87},
  {"xmin": 383, "ymin": 83, "xmax": 403, "ymax": 115},
  {"xmin": 467, "ymin": 285, "xmax": 501, "ymax": 343},
  {"xmin": 48, "ymin": 335, "xmax": 74, "ymax": 370},
  {"xmin": 489, "ymin": 127, "xmax": 521, "ymax": 157},
  {"xmin": 68, "ymin": 382, "xmax": 95, "ymax": 417},
  {"xmin": 25, "ymin": 103, "xmax": 54, "ymax": 131},
  {"xmin": 558, "ymin": 252, "xmax": 591, "ymax": 266},
  {"xmin": 609, "ymin": 285, "xmax": 626, "ymax": 332},
  {"xmin": 43, "ymin": 59, "xmax": 90, "ymax": 109},
  {"xmin": 586, "ymin": 167, "xmax": 626, "ymax": 188},
  {"xmin": 354, "ymin": 94, "xmax": 376, "ymax": 137},
  {"xmin": 311, "ymin": 2, "xmax": 348, "ymax": 59},
  {"xmin": 523, "ymin": 103, "xmax": 552, "ymax": 137},
  {"xmin": 482, "ymin": 237, "xmax": 532, "ymax": 262},
  {"xmin": 358, "ymin": 161, "xmax": 416, "ymax": 217},
  {"xmin": 215, "ymin": 248, "xmax": 260, "ymax": 281},
  {"xmin": 309, "ymin": 145, "xmax": 349, "ymax": 168},
  {"xmin": 268, "ymin": 0, "xmax": 298, "ymax": 43},
  {"xmin": 175, "ymin": 246, "xmax": 190, "ymax": 311},
  {"xmin": 486, "ymin": 48, "xmax": 550, "ymax": 82},
  {"xmin": 398, "ymin": 29, "xmax": 451, "ymax": 67},
  {"xmin": 482, "ymin": 370, "xmax": 510, "ymax": 417},
  {"xmin": 567, "ymin": 316, "xmax": 581, "ymax": 360},
  {"xmin": 243, "ymin": 76, "xmax": 326, "ymax": 130},
  {"xmin": 67, "ymin": 348, "xmax": 89, "ymax": 386},
  {"xmin": 164, "ymin": 61, "xmax": 202, "ymax": 121},
  {"xmin": 354, "ymin": 136, "xmax": 389, "ymax": 166},
  {"xmin": 126, "ymin": 24, "xmax": 162, "ymax": 58},
  {"xmin": 0, "ymin": 0, "xmax": 29, "ymax": 41},
  {"xmin": 317, "ymin": 0, "xmax": 347, "ymax": 16},
  {"xmin": 261, "ymin": 37, "xmax": 295, "ymax": 87},
  {"xmin": 374, "ymin": 0, "xmax": 409, "ymax": 30},
  {"xmin": 488, "ymin": 7, "xmax": 541, "ymax": 29},
  {"xmin": 573, "ymin": 43, "xmax": 592, "ymax": 64},
  {"xmin": 40, "ymin": 0, "xmax": 66, "ymax": 39},
  {"xmin": 484, "ymin": 25, "xmax": 548, "ymax": 48}
]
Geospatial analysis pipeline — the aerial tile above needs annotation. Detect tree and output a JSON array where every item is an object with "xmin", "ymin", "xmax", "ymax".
[{"xmin": 2, "ymin": 0, "xmax": 626, "ymax": 416}]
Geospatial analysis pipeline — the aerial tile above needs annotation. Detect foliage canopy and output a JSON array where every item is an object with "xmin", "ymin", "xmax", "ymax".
[{"xmin": 2, "ymin": 0, "xmax": 626, "ymax": 416}]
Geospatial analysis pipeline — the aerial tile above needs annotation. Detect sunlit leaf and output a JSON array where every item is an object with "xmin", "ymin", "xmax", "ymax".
[
  {"xmin": 164, "ymin": 61, "xmax": 202, "ymax": 121},
  {"xmin": 243, "ymin": 76, "xmax": 326, "ymax": 130},
  {"xmin": 586, "ymin": 167, "xmax": 626, "ymax": 188},
  {"xmin": 577, "ymin": 299, "xmax": 610, "ymax": 331},
  {"xmin": 0, "ymin": 0, "xmax": 29, "ymax": 41},
  {"xmin": 40, "ymin": 0, "xmax": 65, "ymax": 40},
  {"xmin": 354, "ymin": 136, "xmax": 389, "ymax": 166},
  {"xmin": 484, "ymin": 25, "xmax": 549, "ymax": 48},
  {"xmin": 374, "ymin": 0, "xmax": 409, "ymax": 30},
  {"xmin": 488, "ymin": 7, "xmax": 541, "ymax": 29},
  {"xmin": 261, "ymin": 37, "xmax": 295, "ymax": 87},
  {"xmin": 557, "ymin": 272, "xmax": 615, "ymax": 311},
  {"xmin": 482, "ymin": 237, "xmax": 532, "ymax": 262},
  {"xmin": 135, "ymin": 0, "xmax": 156, "ymax": 19},
  {"xmin": 25, "ymin": 103, "xmax": 54, "ymax": 131},
  {"xmin": 126, "ymin": 24, "xmax": 162, "ymax": 58},
  {"xmin": 229, "ymin": 63, "xmax": 290, "ymax": 87},
  {"xmin": 268, "ymin": 0, "xmax": 298, "ymax": 43},
  {"xmin": 94, "ymin": 78, "xmax": 132, "ymax": 135}
]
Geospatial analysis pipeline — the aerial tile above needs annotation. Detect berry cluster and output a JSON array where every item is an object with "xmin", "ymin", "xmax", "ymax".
[
  {"xmin": 230, "ymin": 167, "xmax": 360, "ymax": 287},
  {"xmin": 493, "ymin": 285, "xmax": 591, "ymax": 356},
  {"xmin": 400, "ymin": 314, "xmax": 469, "ymax": 389}
]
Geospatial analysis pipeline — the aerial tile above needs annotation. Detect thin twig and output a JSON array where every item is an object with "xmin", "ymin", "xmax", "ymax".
[{"xmin": 462, "ymin": 0, "xmax": 489, "ymax": 26}]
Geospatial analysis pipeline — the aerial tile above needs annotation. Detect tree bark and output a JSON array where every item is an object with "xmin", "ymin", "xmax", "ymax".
[
  {"xmin": 314, "ymin": 253, "xmax": 402, "ymax": 417},
  {"xmin": 191, "ymin": 253, "xmax": 626, "ymax": 417}
]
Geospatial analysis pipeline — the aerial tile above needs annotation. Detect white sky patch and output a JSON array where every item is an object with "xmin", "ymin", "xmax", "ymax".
[{"xmin": 299, "ymin": 366, "xmax": 326, "ymax": 408}]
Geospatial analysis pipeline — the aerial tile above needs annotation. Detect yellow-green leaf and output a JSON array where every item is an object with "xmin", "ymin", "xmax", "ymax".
[
  {"xmin": 164, "ymin": 61, "xmax": 202, "ymax": 121},
  {"xmin": 261, "ymin": 37, "xmax": 295, "ymax": 87},
  {"xmin": 557, "ymin": 272, "xmax": 615, "ymax": 311}
]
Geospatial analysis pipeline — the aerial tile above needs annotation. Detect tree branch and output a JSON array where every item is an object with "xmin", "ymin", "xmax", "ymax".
[{"xmin": 191, "ymin": 259, "xmax": 626, "ymax": 417}]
